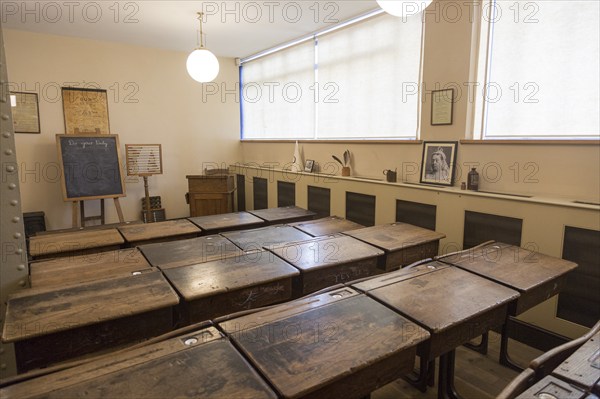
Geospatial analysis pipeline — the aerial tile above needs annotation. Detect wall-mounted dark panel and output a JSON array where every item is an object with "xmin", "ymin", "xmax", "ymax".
[
  {"xmin": 236, "ymin": 174, "xmax": 246, "ymax": 212},
  {"xmin": 277, "ymin": 181, "xmax": 296, "ymax": 207},
  {"xmin": 396, "ymin": 200, "xmax": 436, "ymax": 231},
  {"xmin": 463, "ymin": 211, "xmax": 522, "ymax": 249},
  {"xmin": 253, "ymin": 177, "xmax": 268, "ymax": 210},
  {"xmin": 346, "ymin": 192, "xmax": 376, "ymax": 227},
  {"xmin": 558, "ymin": 226, "xmax": 600, "ymax": 327},
  {"xmin": 307, "ymin": 186, "xmax": 331, "ymax": 219}
]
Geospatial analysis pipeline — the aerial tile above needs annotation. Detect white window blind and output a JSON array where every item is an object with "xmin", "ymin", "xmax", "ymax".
[
  {"xmin": 241, "ymin": 12, "xmax": 424, "ymax": 140},
  {"xmin": 318, "ymin": 13, "xmax": 423, "ymax": 139},
  {"xmin": 475, "ymin": 0, "xmax": 600, "ymax": 139},
  {"xmin": 242, "ymin": 41, "xmax": 315, "ymax": 139}
]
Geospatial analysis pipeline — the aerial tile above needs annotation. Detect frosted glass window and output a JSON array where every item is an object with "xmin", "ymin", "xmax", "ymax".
[
  {"xmin": 476, "ymin": 0, "xmax": 599, "ymax": 139},
  {"xmin": 318, "ymin": 13, "xmax": 422, "ymax": 139},
  {"xmin": 242, "ymin": 41, "xmax": 315, "ymax": 139}
]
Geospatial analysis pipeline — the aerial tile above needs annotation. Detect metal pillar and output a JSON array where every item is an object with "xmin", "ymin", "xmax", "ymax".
[{"xmin": 0, "ymin": 23, "xmax": 30, "ymax": 378}]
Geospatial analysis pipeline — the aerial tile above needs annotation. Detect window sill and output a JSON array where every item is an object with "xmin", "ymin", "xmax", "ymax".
[
  {"xmin": 240, "ymin": 139, "xmax": 423, "ymax": 144},
  {"xmin": 461, "ymin": 139, "xmax": 599, "ymax": 145}
]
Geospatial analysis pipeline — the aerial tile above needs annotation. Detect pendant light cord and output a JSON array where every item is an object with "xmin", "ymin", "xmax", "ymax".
[{"xmin": 197, "ymin": 12, "xmax": 205, "ymax": 49}]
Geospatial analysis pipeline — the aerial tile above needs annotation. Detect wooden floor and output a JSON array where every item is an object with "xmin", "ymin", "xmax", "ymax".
[{"xmin": 373, "ymin": 332, "xmax": 543, "ymax": 398}]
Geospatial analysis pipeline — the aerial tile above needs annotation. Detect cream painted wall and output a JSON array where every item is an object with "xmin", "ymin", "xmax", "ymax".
[
  {"xmin": 3, "ymin": 29, "xmax": 241, "ymax": 230},
  {"xmin": 240, "ymin": 1, "xmax": 600, "ymax": 203}
]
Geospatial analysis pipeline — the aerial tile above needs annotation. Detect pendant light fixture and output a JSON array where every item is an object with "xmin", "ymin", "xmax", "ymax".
[
  {"xmin": 186, "ymin": 12, "xmax": 220, "ymax": 83},
  {"xmin": 376, "ymin": 0, "xmax": 433, "ymax": 17}
]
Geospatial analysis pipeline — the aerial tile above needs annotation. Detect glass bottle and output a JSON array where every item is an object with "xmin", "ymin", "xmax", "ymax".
[{"xmin": 467, "ymin": 168, "xmax": 479, "ymax": 191}]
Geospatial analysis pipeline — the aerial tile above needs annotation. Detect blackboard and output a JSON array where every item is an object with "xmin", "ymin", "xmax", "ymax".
[{"xmin": 56, "ymin": 134, "xmax": 126, "ymax": 201}]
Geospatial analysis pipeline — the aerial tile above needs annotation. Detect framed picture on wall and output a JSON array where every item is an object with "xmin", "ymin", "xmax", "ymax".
[
  {"xmin": 62, "ymin": 87, "xmax": 110, "ymax": 134},
  {"xmin": 10, "ymin": 92, "xmax": 40, "ymax": 134},
  {"xmin": 431, "ymin": 88, "xmax": 454, "ymax": 126},
  {"xmin": 420, "ymin": 141, "xmax": 458, "ymax": 186}
]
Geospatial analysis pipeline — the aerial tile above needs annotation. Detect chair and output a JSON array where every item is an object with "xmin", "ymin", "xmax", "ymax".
[
  {"xmin": 496, "ymin": 368, "xmax": 537, "ymax": 399},
  {"xmin": 529, "ymin": 319, "xmax": 600, "ymax": 379}
]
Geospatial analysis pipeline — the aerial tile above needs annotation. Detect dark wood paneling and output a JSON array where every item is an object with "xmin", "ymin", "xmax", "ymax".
[
  {"xmin": 307, "ymin": 186, "xmax": 331, "ymax": 219},
  {"xmin": 395, "ymin": 200, "xmax": 436, "ymax": 231},
  {"xmin": 558, "ymin": 226, "xmax": 600, "ymax": 327},
  {"xmin": 463, "ymin": 211, "xmax": 522, "ymax": 249},
  {"xmin": 253, "ymin": 177, "xmax": 268, "ymax": 210},
  {"xmin": 277, "ymin": 181, "xmax": 295, "ymax": 207},
  {"xmin": 236, "ymin": 174, "xmax": 246, "ymax": 211},
  {"xmin": 346, "ymin": 192, "xmax": 376, "ymax": 227}
]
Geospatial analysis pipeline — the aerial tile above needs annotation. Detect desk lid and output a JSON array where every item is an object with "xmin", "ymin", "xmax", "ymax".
[
  {"xmin": 289, "ymin": 216, "xmax": 365, "ymax": 237},
  {"xmin": 249, "ymin": 206, "xmax": 317, "ymax": 223},
  {"xmin": 188, "ymin": 212, "xmax": 265, "ymax": 232},
  {"xmin": 222, "ymin": 225, "xmax": 312, "ymax": 251},
  {"xmin": 344, "ymin": 222, "xmax": 446, "ymax": 252},
  {"xmin": 2, "ymin": 270, "xmax": 179, "ymax": 342},
  {"xmin": 28, "ymin": 228, "xmax": 124, "ymax": 257},
  {"xmin": 117, "ymin": 219, "xmax": 200, "ymax": 242}
]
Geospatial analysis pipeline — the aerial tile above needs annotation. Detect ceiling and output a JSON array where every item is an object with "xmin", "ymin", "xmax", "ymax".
[{"xmin": 2, "ymin": 1, "xmax": 378, "ymax": 58}]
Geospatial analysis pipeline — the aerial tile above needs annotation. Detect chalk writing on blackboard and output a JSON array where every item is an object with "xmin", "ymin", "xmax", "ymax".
[{"xmin": 56, "ymin": 135, "xmax": 126, "ymax": 201}]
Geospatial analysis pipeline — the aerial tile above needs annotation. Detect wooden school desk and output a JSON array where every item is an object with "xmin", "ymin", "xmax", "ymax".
[
  {"xmin": 289, "ymin": 216, "xmax": 364, "ymax": 237},
  {"xmin": 269, "ymin": 234, "xmax": 384, "ymax": 296},
  {"xmin": 117, "ymin": 219, "xmax": 201, "ymax": 247},
  {"xmin": 438, "ymin": 241, "xmax": 578, "ymax": 369},
  {"xmin": 344, "ymin": 222, "xmax": 446, "ymax": 271},
  {"xmin": 28, "ymin": 228, "xmax": 124, "ymax": 260},
  {"xmin": 515, "ymin": 375, "xmax": 588, "ymax": 399},
  {"xmin": 188, "ymin": 211, "xmax": 265, "ymax": 234},
  {"xmin": 163, "ymin": 250, "xmax": 299, "ymax": 325},
  {"xmin": 29, "ymin": 248, "xmax": 152, "ymax": 289},
  {"xmin": 249, "ymin": 206, "xmax": 317, "ymax": 225},
  {"xmin": 552, "ymin": 331, "xmax": 600, "ymax": 394},
  {"xmin": 219, "ymin": 287, "xmax": 430, "ymax": 399},
  {"xmin": 221, "ymin": 224, "xmax": 312, "ymax": 252},
  {"xmin": 352, "ymin": 261, "xmax": 519, "ymax": 399},
  {"xmin": 0, "ymin": 326, "xmax": 277, "ymax": 399},
  {"xmin": 138, "ymin": 235, "xmax": 242, "ymax": 270},
  {"xmin": 1, "ymin": 270, "xmax": 179, "ymax": 373}
]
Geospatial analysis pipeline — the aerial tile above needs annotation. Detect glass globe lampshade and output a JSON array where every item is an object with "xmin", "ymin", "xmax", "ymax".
[
  {"xmin": 376, "ymin": 0, "xmax": 433, "ymax": 17},
  {"xmin": 186, "ymin": 48, "xmax": 220, "ymax": 83}
]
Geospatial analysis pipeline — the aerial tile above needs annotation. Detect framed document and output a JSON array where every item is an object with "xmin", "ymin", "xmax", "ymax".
[
  {"xmin": 62, "ymin": 87, "xmax": 110, "ymax": 134},
  {"xmin": 431, "ymin": 89, "xmax": 454, "ymax": 126},
  {"xmin": 10, "ymin": 92, "xmax": 40, "ymax": 134}
]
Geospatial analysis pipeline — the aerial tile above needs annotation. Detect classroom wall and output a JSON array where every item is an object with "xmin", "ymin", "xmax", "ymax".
[
  {"xmin": 3, "ymin": 29, "xmax": 241, "ymax": 230},
  {"xmin": 240, "ymin": 1, "xmax": 600, "ymax": 203}
]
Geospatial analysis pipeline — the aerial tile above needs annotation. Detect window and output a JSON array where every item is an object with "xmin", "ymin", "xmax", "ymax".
[
  {"xmin": 473, "ymin": 0, "xmax": 600, "ymax": 140},
  {"xmin": 241, "ymin": 11, "xmax": 424, "ymax": 140}
]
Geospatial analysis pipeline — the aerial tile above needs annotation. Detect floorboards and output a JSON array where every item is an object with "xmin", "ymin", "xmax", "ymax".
[{"xmin": 373, "ymin": 332, "xmax": 543, "ymax": 398}]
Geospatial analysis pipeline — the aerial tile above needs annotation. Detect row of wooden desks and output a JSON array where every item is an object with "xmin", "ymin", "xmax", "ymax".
[
  {"xmin": 1, "ymin": 242, "xmax": 581, "ymax": 398},
  {"xmin": 27, "ymin": 206, "xmax": 318, "ymax": 259}
]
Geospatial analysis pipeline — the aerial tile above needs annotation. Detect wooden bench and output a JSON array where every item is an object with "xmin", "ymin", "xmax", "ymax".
[
  {"xmin": 344, "ymin": 222, "xmax": 446, "ymax": 271},
  {"xmin": 289, "ymin": 216, "xmax": 364, "ymax": 237},
  {"xmin": 29, "ymin": 248, "xmax": 152, "ymax": 289},
  {"xmin": 268, "ymin": 234, "xmax": 384, "ymax": 296},
  {"xmin": 249, "ymin": 206, "xmax": 317, "ymax": 225},
  {"xmin": 188, "ymin": 211, "xmax": 265, "ymax": 235},
  {"xmin": 118, "ymin": 219, "xmax": 201, "ymax": 247},
  {"xmin": 28, "ymin": 228, "xmax": 124, "ymax": 260},
  {"xmin": 138, "ymin": 235, "xmax": 242, "ymax": 270},
  {"xmin": 0, "ymin": 326, "xmax": 277, "ymax": 399},
  {"xmin": 219, "ymin": 287, "xmax": 430, "ymax": 398},
  {"xmin": 162, "ymin": 250, "xmax": 299, "ymax": 325},
  {"xmin": 1, "ymin": 270, "xmax": 179, "ymax": 373}
]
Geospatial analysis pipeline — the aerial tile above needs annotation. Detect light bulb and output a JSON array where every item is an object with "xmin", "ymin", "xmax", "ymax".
[
  {"xmin": 376, "ymin": 0, "xmax": 433, "ymax": 17},
  {"xmin": 186, "ymin": 48, "xmax": 220, "ymax": 83}
]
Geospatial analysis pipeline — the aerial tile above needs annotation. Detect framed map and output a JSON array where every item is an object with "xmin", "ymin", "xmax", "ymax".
[{"xmin": 62, "ymin": 87, "xmax": 110, "ymax": 134}]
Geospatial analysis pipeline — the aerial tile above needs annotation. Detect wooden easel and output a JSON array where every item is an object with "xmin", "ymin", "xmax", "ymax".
[{"xmin": 72, "ymin": 198, "xmax": 124, "ymax": 228}]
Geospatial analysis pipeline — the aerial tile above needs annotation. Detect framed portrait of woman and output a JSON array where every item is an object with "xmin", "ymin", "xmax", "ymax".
[{"xmin": 420, "ymin": 141, "xmax": 458, "ymax": 186}]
